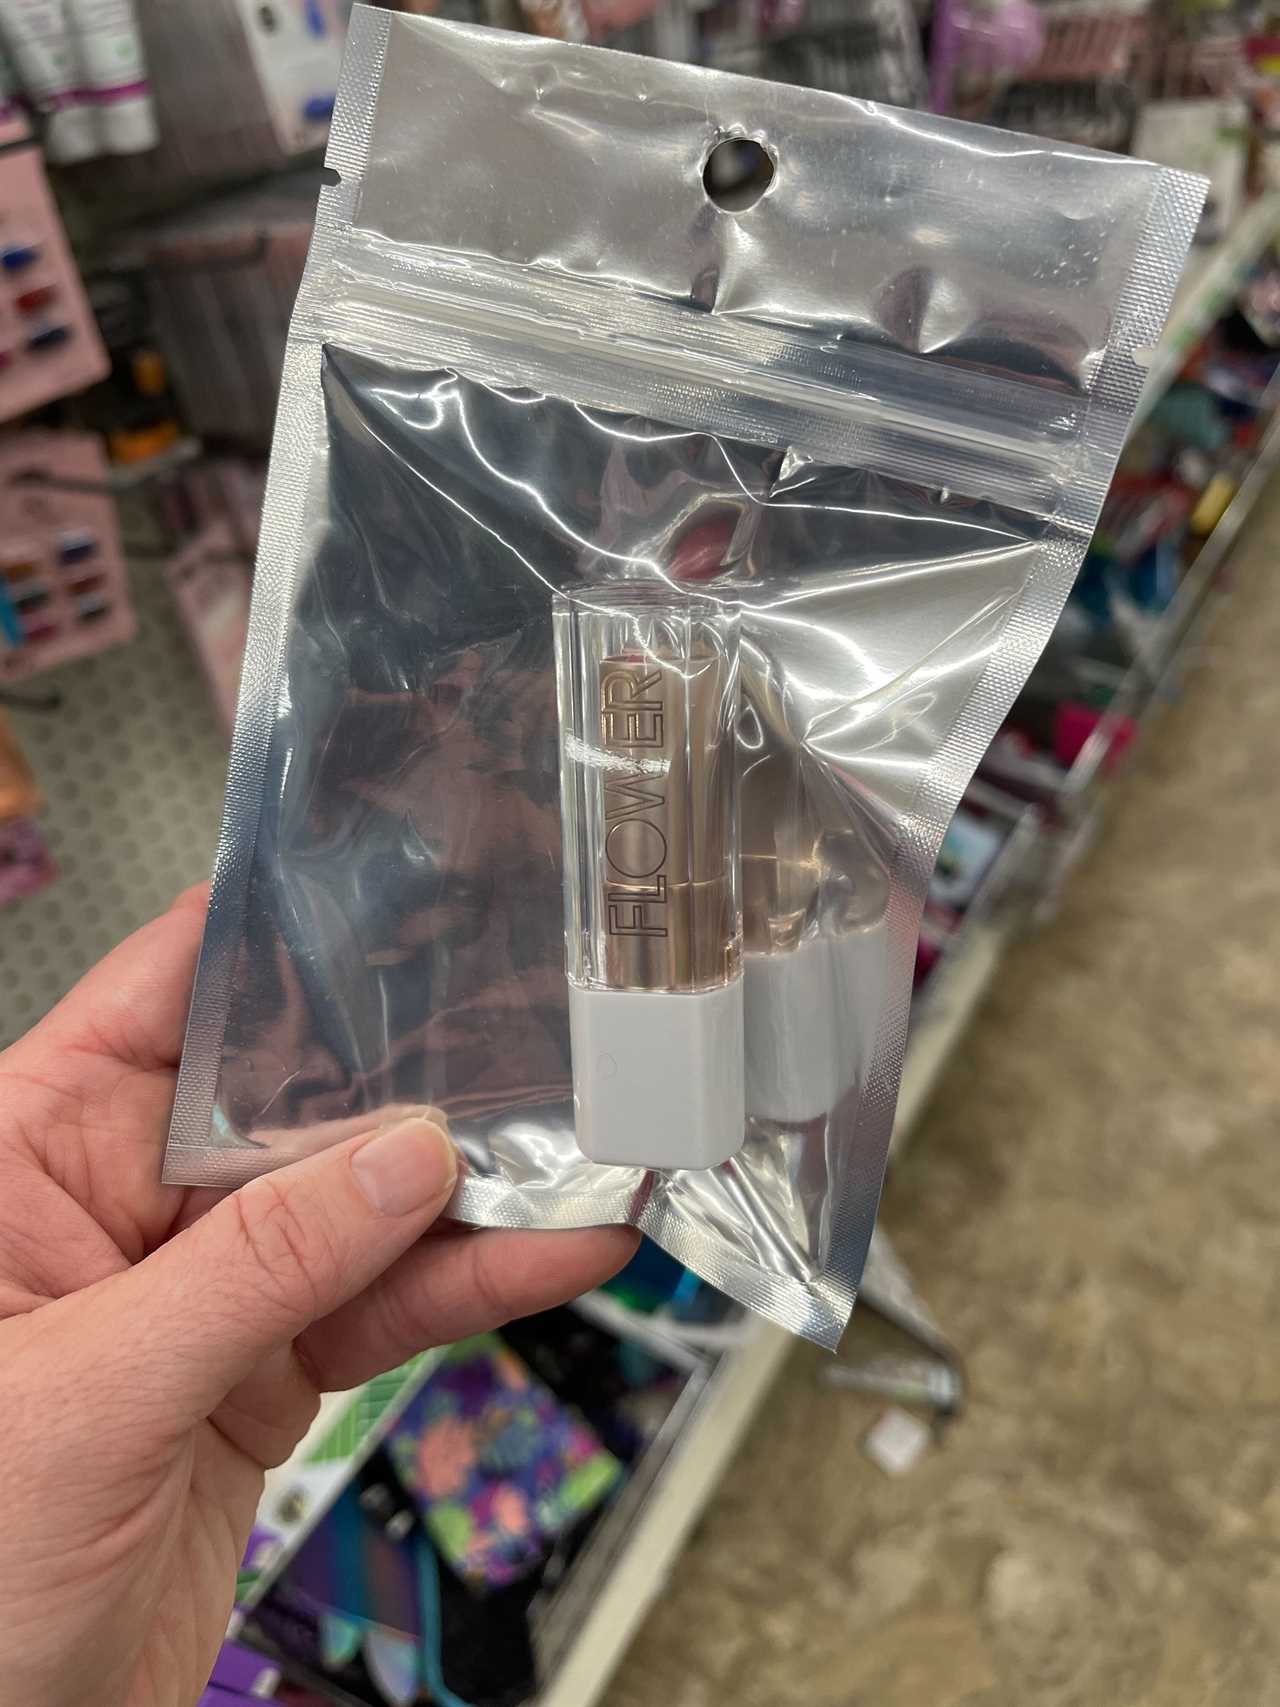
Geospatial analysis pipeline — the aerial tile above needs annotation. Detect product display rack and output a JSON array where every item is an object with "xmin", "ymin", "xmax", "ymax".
[
  {"xmin": 890, "ymin": 799, "xmax": 1044, "ymax": 1155},
  {"xmin": 1040, "ymin": 399, "xmax": 1280, "ymax": 909},
  {"xmin": 1133, "ymin": 194, "xmax": 1280, "ymax": 431},
  {"xmin": 534, "ymin": 1318, "xmax": 791, "ymax": 1707}
]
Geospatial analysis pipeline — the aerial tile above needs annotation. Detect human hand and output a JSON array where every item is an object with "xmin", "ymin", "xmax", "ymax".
[{"xmin": 0, "ymin": 886, "xmax": 637, "ymax": 1707}]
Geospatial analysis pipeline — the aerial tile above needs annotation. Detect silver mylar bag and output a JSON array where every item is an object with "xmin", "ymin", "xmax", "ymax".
[{"xmin": 164, "ymin": 5, "xmax": 1203, "ymax": 1346}]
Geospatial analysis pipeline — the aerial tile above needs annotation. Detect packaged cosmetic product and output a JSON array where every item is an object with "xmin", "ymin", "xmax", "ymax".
[
  {"xmin": 65, "ymin": 0, "xmax": 157, "ymax": 154},
  {"xmin": 133, "ymin": 176, "xmax": 316, "ymax": 446},
  {"xmin": 76, "ymin": 0, "xmax": 344, "ymax": 194},
  {"xmin": 164, "ymin": 9, "xmax": 1203, "ymax": 1345},
  {"xmin": 230, "ymin": 0, "xmax": 344, "ymax": 155},
  {"xmin": 0, "ymin": 0, "xmax": 95, "ymax": 161},
  {"xmin": 554, "ymin": 588, "xmax": 743, "ymax": 1168}
]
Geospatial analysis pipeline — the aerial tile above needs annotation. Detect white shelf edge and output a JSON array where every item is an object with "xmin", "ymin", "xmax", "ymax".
[
  {"xmin": 538, "ymin": 1319, "xmax": 792, "ymax": 1707},
  {"xmin": 1133, "ymin": 193, "xmax": 1280, "ymax": 431},
  {"xmin": 891, "ymin": 911, "xmax": 1017, "ymax": 1149}
]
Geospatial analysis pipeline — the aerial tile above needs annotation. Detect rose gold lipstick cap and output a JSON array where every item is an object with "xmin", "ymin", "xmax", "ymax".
[
  {"xmin": 554, "ymin": 586, "xmax": 740, "ymax": 996},
  {"xmin": 553, "ymin": 586, "xmax": 745, "ymax": 1169}
]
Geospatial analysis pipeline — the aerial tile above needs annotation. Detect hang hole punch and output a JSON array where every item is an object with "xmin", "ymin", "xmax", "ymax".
[{"xmin": 702, "ymin": 136, "xmax": 777, "ymax": 213}]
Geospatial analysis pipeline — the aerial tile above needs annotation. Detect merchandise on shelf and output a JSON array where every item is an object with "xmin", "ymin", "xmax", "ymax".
[
  {"xmin": 0, "ymin": 814, "xmax": 56, "ymax": 902},
  {"xmin": 0, "ymin": 428, "xmax": 133, "ymax": 682},
  {"xmin": 927, "ymin": 807, "xmax": 1005, "ymax": 913},
  {"xmin": 927, "ymin": 0, "xmax": 1045, "ymax": 113},
  {"xmin": 71, "ymin": 0, "xmax": 345, "ymax": 195},
  {"xmin": 165, "ymin": 517, "xmax": 254, "ymax": 737},
  {"xmin": 122, "ymin": 174, "xmax": 315, "ymax": 446},
  {"xmin": 939, "ymin": 0, "xmax": 1151, "ymax": 149},
  {"xmin": 703, "ymin": 0, "xmax": 925, "ymax": 105},
  {"xmin": 206, "ymin": 1643, "xmax": 282, "ymax": 1700},
  {"xmin": 974, "ymin": 243, "xmax": 1280, "ymax": 813},
  {"xmin": 65, "ymin": 0, "xmax": 158, "ymax": 155},
  {"xmin": 0, "ymin": 0, "xmax": 157, "ymax": 160},
  {"xmin": 386, "ymin": 1335, "xmax": 621, "ymax": 1591},
  {"xmin": 254, "ymin": 1475, "xmax": 543, "ymax": 1706},
  {"xmin": 240, "ymin": 1305, "xmax": 688, "ymax": 1706},
  {"xmin": 0, "ymin": 139, "xmax": 109, "ymax": 422},
  {"xmin": 912, "ymin": 780, "xmax": 1033, "ymax": 989},
  {"xmin": 0, "ymin": 710, "xmax": 55, "ymax": 906},
  {"xmin": 75, "ymin": 275, "xmax": 181, "ymax": 462}
]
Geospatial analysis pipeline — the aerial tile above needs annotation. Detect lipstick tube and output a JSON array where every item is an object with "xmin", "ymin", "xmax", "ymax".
[
  {"xmin": 741, "ymin": 744, "xmax": 887, "ymax": 1125},
  {"xmin": 554, "ymin": 586, "xmax": 744, "ymax": 1169}
]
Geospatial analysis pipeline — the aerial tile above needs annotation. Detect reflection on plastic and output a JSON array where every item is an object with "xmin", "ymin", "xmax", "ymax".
[{"xmin": 164, "ymin": 12, "xmax": 1204, "ymax": 1345}]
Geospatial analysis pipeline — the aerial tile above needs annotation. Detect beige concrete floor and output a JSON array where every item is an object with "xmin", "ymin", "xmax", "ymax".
[{"xmin": 610, "ymin": 481, "xmax": 1280, "ymax": 1707}]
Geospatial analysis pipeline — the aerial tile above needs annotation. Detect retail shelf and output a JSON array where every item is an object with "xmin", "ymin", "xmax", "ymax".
[
  {"xmin": 236, "ymin": 1349, "xmax": 446, "ymax": 1620},
  {"xmin": 1031, "ymin": 403, "xmax": 1280, "ymax": 916},
  {"xmin": 1061, "ymin": 406, "xmax": 1280, "ymax": 811},
  {"xmin": 534, "ymin": 1317, "xmax": 792, "ymax": 1707},
  {"xmin": 107, "ymin": 436, "xmax": 203, "ymax": 491},
  {"xmin": 568, "ymin": 1286, "xmax": 749, "ymax": 1374},
  {"xmin": 1133, "ymin": 193, "xmax": 1280, "ymax": 431},
  {"xmin": 892, "ymin": 803, "xmax": 1045, "ymax": 1153}
]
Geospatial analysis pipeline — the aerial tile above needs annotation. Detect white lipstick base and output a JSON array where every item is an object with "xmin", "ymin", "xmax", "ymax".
[
  {"xmin": 743, "ymin": 926, "xmax": 886, "ymax": 1125},
  {"xmin": 568, "ymin": 978, "xmax": 745, "ymax": 1170}
]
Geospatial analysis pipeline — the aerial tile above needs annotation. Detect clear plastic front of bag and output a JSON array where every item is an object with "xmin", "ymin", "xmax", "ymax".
[{"xmin": 202, "ymin": 347, "xmax": 1046, "ymax": 1336}]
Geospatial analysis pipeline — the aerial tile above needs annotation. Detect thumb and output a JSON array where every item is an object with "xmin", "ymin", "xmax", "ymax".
[{"xmin": 83, "ymin": 1114, "xmax": 457, "ymax": 1423}]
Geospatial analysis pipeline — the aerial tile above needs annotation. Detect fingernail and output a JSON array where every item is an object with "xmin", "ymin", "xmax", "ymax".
[{"xmin": 351, "ymin": 1117, "xmax": 457, "ymax": 1217}]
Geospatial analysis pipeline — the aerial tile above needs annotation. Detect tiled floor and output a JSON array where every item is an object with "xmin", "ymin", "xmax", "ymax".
[{"xmin": 0, "ymin": 552, "xmax": 226, "ymax": 1045}]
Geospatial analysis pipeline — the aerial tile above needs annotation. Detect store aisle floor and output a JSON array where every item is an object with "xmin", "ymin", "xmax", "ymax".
[{"xmin": 610, "ymin": 482, "xmax": 1280, "ymax": 1707}]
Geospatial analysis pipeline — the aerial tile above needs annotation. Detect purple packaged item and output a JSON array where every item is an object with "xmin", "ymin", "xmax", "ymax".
[
  {"xmin": 389, "ymin": 1334, "xmax": 620, "ymax": 1589},
  {"xmin": 209, "ymin": 1640, "xmax": 281, "ymax": 1696},
  {"xmin": 0, "ymin": 816, "xmax": 56, "ymax": 905}
]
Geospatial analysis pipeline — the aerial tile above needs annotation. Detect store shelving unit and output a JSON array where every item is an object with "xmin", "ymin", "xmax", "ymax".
[
  {"xmin": 534, "ymin": 1318, "xmax": 791, "ymax": 1706},
  {"xmin": 891, "ymin": 801, "xmax": 1044, "ymax": 1154},
  {"xmin": 1039, "ymin": 401, "xmax": 1280, "ymax": 911},
  {"xmin": 235, "ymin": 1351, "xmax": 447, "ymax": 1621},
  {"xmin": 1133, "ymin": 194, "xmax": 1280, "ymax": 430}
]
